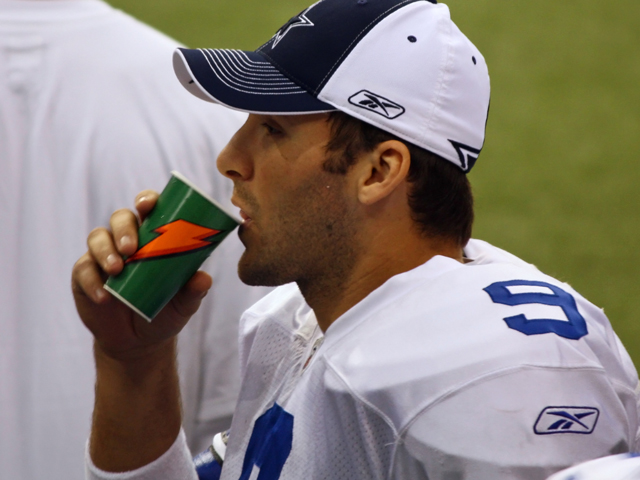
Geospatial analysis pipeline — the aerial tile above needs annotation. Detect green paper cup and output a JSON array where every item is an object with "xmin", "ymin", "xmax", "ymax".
[{"xmin": 104, "ymin": 171, "xmax": 240, "ymax": 322}]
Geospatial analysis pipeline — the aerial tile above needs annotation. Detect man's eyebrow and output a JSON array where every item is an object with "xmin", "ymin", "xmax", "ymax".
[
  {"xmin": 261, "ymin": 115, "xmax": 288, "ymax": 130},
  {"xmin": 265, "ymin": 114, "xmax": 293, "ymax": 126}
]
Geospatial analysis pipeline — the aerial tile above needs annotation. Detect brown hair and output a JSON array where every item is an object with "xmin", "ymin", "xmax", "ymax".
[{"xmin": 324, "ymin": 111, "xmax": 474, "ymax": 246}]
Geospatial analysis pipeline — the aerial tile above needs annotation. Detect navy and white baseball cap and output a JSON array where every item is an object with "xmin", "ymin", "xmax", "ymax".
[{"xmin": 173, "ymin": 0, "xmax": 490, "ymax": 172}]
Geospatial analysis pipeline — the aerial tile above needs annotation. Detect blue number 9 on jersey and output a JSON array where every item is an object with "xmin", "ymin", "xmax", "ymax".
[{"xmin": 484, "ymin": 280, "xmax": 588, "ymax": 340}]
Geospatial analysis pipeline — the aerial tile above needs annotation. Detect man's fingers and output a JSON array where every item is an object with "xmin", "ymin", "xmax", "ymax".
[
  {"xmin": 185, "ymin": 270, "xmax": 213, "ymax": 295},
  {"xmin": 135, "ymin": 190, "xmax": 159, "ymax": 223},
  {"xmin": 87, "ymin": 227, "xmax": 123, "ymax": 276},
  {"xmin": 110, "ymin": 208, "xmax": 139, "ymax": 256},
  {"xmin": 168, "ymin": 271, "xmax": 213, "ymax": 320},
  {"xmin": 72, "ymin": 252, "xmax": 111, "ymax": 304}
]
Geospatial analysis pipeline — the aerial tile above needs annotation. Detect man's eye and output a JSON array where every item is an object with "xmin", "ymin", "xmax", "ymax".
[{"xmin": 262, "ymin": 123, "xmax": 282, "ymax": 136}]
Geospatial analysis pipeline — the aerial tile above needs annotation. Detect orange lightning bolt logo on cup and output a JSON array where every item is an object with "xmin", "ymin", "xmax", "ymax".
[
  {"xmin": 104, "ymin": 171, "xmax": 241, "ymax": 322},
  {"xmin": 125, "ymin": 219, "xmax": 221, "ymax": 263}
]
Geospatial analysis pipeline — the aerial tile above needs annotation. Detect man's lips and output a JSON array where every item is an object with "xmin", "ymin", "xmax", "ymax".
[
  {"xmin": 239, "ymin": 210, "xmax": 252, "ymax": 225},
  {"xmin": 231, "ymin": 195, "xmax": 253, "ymax": 225}
]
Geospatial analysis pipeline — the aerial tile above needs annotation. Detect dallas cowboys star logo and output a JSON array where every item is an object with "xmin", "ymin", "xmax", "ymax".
[{"xmin": 271, "ymin": 1, "xmax": 323, "ymax": 48}]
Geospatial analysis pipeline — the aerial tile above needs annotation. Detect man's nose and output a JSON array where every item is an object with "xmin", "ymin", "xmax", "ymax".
[{"xmin": 217, "ymin": 121, "xmax": 254, "ymax": 181}]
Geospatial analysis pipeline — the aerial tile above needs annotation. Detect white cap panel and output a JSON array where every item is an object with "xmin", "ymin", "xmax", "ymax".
[{"xmin": 318, "ymin": 2, "xmax": 490, "ymax": 170}]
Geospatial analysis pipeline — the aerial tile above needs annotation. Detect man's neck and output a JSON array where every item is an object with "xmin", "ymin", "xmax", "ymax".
[{"xmin": 299, "ymin": 234, "xmax": 463, "ymax": 333}]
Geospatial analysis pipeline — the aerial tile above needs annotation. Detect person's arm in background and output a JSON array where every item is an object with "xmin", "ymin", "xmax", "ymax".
[{"xmin": 72, "ymin": 191, "xmax": 205, "ymax": 476}]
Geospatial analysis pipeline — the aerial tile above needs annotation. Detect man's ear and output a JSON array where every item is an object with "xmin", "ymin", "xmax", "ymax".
[{"xmin": 357, "ymin": 140, "xmax": 411, "ymax": 205}]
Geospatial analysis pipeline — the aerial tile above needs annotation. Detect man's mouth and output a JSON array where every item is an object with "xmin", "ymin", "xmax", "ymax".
[
  {"xmin": 239, "ymin": 209, "xmax": 253, "ymax": 227},
  {"xmin": 232, "ymin": 192, "xmax": 254, "ymax": 227}
]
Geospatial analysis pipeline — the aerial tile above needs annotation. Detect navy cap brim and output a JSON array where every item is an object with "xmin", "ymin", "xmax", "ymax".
[{"xmin": 173, "ymin": 48, "xmax": 336, "ymax": 114}]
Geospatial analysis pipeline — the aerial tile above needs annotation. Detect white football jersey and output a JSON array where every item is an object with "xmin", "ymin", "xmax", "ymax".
[
  {"xmin": 219, "ymin": 239, "xmax": 639, "ymax": 480},
  {"xmin": 86, "ymin": 239, "xmax": 640, "ymax": 480}
]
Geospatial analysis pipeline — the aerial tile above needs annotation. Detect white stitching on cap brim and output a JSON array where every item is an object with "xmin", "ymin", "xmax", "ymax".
[
  {"xmin": 202, "ymin": 49, "xmax": 303, "ymax": 91},
  {"xmin": 212, "ymin": 49, "xmax": 288, "ymax": 78},
  {"xmin": 174, "ymin": 49, "xmax": 336, "ymax": 114},
  {"xmin": 200, "ymin": 49, "xmax": 307, "ymax": 95},
  {"xmin": 207, "ymin": 50, "xmax": 299, "ymax": 86},
  {"xmin": 222, "ymin": 49, "xmax": 283, "ymax": 72}
]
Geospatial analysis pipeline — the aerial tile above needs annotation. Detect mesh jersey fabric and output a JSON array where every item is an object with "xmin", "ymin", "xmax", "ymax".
[
  {"xmin": 0, "ymin": 1, "xmax": 271, "ymax": 479},
  {"xmin": 88, "ymin": 239, "xmax": 640, "ymax": 480}
]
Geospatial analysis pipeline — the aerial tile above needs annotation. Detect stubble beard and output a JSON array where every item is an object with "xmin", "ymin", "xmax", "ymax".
[{"xmin": 236, "ymin": 175, "xmax": 359, "ymax": 300}]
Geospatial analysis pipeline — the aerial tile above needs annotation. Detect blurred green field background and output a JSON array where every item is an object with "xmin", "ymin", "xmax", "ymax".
[{"xmin": 107, "ymin": 0, "xmax": 640, "ymax": 363}]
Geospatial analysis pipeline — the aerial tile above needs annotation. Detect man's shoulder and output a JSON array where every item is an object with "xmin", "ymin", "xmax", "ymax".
[
  {"xmin": 237, "ymin": 283, "xmax": 314, "ymax": 381},
  {"xmin": 318, "ymin": 244, "xmax": 628, "ymax": 428},
  {"xmin": 464, "ymin": 238, "xmax": 539, "ymax": 269},
  {"xmin": 239, "ymin": 283, "xmax": 310, "ymax": 337},
  {"xmin": 328, "ymin": 241, "xmax": 597, "ymax": 354},
  {"xmin": 323, "ymin": 255, "xmax": 597, "ymax": 369}
]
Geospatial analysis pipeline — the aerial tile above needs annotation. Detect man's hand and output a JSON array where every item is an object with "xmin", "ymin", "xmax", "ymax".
[
  {"xmin": 72, "ymin": 190, "xmax": 212, "ymax": 360},
  {"xmin": 72, "ymin": 190, "xmax": 212, "ymax": 472}
]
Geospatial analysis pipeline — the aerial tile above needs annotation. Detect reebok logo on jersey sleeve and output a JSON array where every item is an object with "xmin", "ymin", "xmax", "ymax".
[{"xmin": 534, "ymin": 407, "xmax": 599, "ymax": 435}]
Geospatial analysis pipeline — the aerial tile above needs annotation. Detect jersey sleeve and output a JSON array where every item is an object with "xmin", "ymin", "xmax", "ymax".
[
  {"xmin": 192, "ymin": 431, "xmax": 227, "ymax": 480},
  {"xmin": 85, "ymin": 429, "xmax": 198, "ymax": 480},
  {"xmin": 398, "ymin": 366, "xmax": 637, "ymax": 480},
  {"xmin": 545, "ymin": 453, "xmax": 640, "ymax": 480}
]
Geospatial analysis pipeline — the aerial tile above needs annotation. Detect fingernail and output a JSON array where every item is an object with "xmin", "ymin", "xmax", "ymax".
[
  {"xmin": 120, "ymin": 235, "xmax": 134, "ymax": 249},
  {"xmin": 95, "ymin": 288, "xmax": 106, "ymax": 302},
  {"xmin": 136, "ymin": 196, "xmax": 147, "ymax": 205},
  {"xmin": 107, "ymin": 254, "xmax": 119, "ymax": 268}
]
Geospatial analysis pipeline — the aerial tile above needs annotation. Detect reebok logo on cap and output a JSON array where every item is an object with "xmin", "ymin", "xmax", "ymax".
[{"xmin": 349, "ymin": 90, "xmax": 406, "ymax": 120}]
